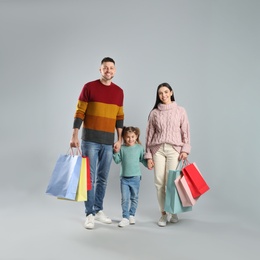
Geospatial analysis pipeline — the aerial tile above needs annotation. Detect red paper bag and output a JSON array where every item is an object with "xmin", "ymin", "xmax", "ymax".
[
  {"xmin": 182, "ymin": 162, "xmax": 210, "ymax": 199},
  {"xmin": 85, "ymin": 156, "xmax": 92, "ymax": 191}
]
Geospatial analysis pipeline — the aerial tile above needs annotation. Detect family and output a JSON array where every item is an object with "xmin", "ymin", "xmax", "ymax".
[{"xmin": 70, "ymin": 57, "xmax": 191, "ymax": 229}]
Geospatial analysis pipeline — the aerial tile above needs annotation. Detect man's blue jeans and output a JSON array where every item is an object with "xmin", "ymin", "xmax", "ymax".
[
  {"xmin": 81, "ymin": 140, "xmax": 113, "ymax": 216},
  {"xmin": 120, "ymin": 176, "xmax": 141, "ymax": 219}
]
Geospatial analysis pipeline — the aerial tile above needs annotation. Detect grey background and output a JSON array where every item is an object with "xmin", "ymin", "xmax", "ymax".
[{"xmin": 1, "ymin": 0, "xmax": 259, "ymax": 259}]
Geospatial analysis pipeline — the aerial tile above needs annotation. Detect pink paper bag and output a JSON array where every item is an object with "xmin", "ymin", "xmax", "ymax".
[{"xmin": 175, "ymin": 174, "xmax": 197, "ymax": 207}]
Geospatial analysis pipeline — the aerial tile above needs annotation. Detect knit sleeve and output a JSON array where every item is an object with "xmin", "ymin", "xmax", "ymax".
[
  {"xmin": 180, "ymin": 108, "xmax": 191, "ymax": 154},
  {"xmin": 139, "ymin": 146, "xmax": 148, "ymax": 168},
  {"xmin": 115, "ymin": 89, "xmax": 124, "ymax": 129},
  {"xmin": 73, "ymin": 84, "xmax": 88, "ymax": 128},
  {"xmin": 112, "ymin": 151, "xmax": 122, "ymax": 164},
  {"xmin": 145, "ymin": 112, "xmax": 155, "ymax": 159}
]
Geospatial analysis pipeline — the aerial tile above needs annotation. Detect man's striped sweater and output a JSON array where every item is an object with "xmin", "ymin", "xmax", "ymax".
[{"xmin": 73, "ymin": 79, "xmax": 124, "ymax": 145}]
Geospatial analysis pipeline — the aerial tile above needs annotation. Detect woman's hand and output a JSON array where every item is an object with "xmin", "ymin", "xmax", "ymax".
[
  {"xmin": 179, "ymin": 152, "xmax": 188, "ymax": 160},
  {"xmin": 147, "ymin": 159, "xmax": 154, "ymax": 170}
]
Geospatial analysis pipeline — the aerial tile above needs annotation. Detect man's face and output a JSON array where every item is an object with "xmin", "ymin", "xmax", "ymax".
[{"xmin": 100, "ymin": 62, "xmax": 116, "ymax": 81}]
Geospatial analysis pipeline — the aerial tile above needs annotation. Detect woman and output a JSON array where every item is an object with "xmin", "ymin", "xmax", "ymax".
[{"xmin": 145, "ymin": 82, "xmax": 191, "ymax": 227}]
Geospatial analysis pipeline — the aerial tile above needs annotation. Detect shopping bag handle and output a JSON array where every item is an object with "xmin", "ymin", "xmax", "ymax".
[
  {"xmin": 183, "ymin": 159, "xmax": 190, "ymax": 166},
  {"xmin": 175, "ymin": 160, "xmax": 183, "ymax": 170},
  {"xmin": 67, "ymin": 147, "xmax": 82, "ymax": 156},
  {"xmin": 175, "ymin": 159, "xmax": 190, "ymax": 170}
]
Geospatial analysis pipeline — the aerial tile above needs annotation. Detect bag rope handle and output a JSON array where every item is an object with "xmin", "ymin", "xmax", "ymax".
[{"xmin": 67, "ymin": 147, "xmax": 82, "ymax": 156}]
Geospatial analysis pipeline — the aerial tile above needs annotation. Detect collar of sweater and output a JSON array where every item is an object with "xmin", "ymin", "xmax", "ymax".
[{"xmin": 157, "ymin": 101, "xmax": 177, "ymax": 111}]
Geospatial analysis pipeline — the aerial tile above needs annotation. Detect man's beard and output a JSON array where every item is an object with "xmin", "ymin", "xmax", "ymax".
[{"xmin": 103, "ymin": 75, "xmax": 114, "ymax": 81}]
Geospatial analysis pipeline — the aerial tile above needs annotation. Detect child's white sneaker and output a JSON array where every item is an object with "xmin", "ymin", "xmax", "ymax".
[
  {"xmin": 118, "ymin": 218, "xmax": 130, "ymax": 227},
  {"xmin": 129, "ymin": 215, "xmax": 135, "ymax": 225}
]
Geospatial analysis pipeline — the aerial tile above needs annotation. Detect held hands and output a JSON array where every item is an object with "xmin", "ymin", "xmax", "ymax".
[
  {"xmin": 113, "ymin": 140, "xmax": 122, "ymax": 153},
  {"xmin": 147, "ymin": 159, "xmax": 154, "ymax": 170}
]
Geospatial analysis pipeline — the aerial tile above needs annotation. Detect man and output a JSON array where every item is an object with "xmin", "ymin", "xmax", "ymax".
[{"xmin": 70, "ymin": 57, "xmax": 124, "ymax": 229}]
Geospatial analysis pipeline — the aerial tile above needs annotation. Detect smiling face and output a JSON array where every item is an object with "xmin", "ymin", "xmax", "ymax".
[
  {"xmin": 158, "ymin": 86, "xmax": 173, "ymax": 104},
  {"xmin": 100, "ymin": 61, "xmax": 116, "ymax": 84},
  {"xmin": 124, "ymin": 131, "xmax": 138, "ymax": 147}
]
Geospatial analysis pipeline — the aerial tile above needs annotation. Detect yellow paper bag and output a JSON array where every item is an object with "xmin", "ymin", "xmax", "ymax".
[{"xmin": 75, "ymin": 157, "xmax": 87, "ymax": 201}]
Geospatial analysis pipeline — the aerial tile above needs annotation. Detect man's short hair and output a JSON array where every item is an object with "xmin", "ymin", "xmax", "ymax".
[{"xmin": 101, "ymin": 57, "xmax": 115, "ymax": 65}]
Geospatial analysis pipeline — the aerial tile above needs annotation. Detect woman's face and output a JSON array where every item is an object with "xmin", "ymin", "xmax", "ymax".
[{"xmin": 158, "ymin": 86, "xmax": 173, "ymax": 104}]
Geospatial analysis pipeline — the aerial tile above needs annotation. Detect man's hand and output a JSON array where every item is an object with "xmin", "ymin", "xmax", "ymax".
[
  {"xmin": 113, "ymin": 140, "xmax": 121, "ymax": 153},
  {"xmin": 70, "ymin": 129, "xmax": 80, "ymax": 147}
]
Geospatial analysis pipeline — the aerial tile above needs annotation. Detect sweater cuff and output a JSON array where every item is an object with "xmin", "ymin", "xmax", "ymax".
[
  {"xmin": 73, "ymin": 118, "xmax": 83, "ymax": 129},
  {"xmin": 181, "ymin": 143, "xmax": 191, "ymax": 154},
  {"xmin": 116, "ymin": 119, "xmax": 124, "ymax": 129},
  {"xmin": 144, "ymin": 152, "xmax": 152, "ymax": 159}
]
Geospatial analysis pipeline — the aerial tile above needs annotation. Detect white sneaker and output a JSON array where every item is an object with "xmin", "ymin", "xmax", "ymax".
[
  {"xmin": 170, "ymin": 214, "xmax": 179, "ymax": 223},
  {"xmin": 129, "ymin": 215, "xmax": 135, "ymax": 225},
  {"xmin": 84, "ymin": 214, "xmax": 94, "ymax": 229},
  {"xmin": 95, "ymin": 211, "xmax": 112, "ymax": 224},
  {"xmin": 118, "ymin": 218, "xmax": 130, "ymax": 227},
  {"xmin": 158, "ymin": 214, "xmax": 167, "ymax": 227}
]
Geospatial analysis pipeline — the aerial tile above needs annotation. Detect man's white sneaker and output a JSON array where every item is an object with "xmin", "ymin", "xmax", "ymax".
[
  {"xmin": 118, "ymin": 218, "xmax": 130, "ymax": 227},
  {"xmin": 158, "ymin": 214, "xmax": 167, "ymax": 227},
  {"xmin": 95, "ymin": 211, "xmax": 112, "ymax": 224},
  {"xmin": 129, "ymin": 215, "xmax": 135, "ymax": 225},
  {"xmin": 170, "ymin": 214, "xmax": 179, "ymax": 223},
  {"xmin": 84, "ymin": 214, "xmax": 94, "ymax": 229}
]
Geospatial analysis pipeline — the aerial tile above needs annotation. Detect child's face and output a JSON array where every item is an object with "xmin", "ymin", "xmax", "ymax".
[{"xmin": 124, "ymin": 132, "xmax": 137, "ymax": 146}]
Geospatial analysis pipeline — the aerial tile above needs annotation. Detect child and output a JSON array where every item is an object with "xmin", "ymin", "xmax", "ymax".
[{"xmin": 113, "ymin": 126, "xmax": 147, "ymax": 227}]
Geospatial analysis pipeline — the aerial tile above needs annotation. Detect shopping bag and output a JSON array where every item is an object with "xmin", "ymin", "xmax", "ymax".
[
  {"xmin": 182, "ymin": 161, "xmax": 210, "ymax": 199},
  {"xmin": 85, "ymin": 156, "xmax": 92, "ymax": 191},
  {"xmin": 164, "ymin": 162, "xmax": 192, "ymax": 214},
  {"xmin": 46, "ymin": 153, "xmax": 82, "ymax": 200},
  {"xmin": 58, "ymin": 156, "xmax": 90, "ymax": 202},
  {"xmin": 175, "ymin": 174, "xmax": 197, "ymax": 207},
  {"xmin": 74, "ymin": 156, "xmax": 87, "ymax": 201}
]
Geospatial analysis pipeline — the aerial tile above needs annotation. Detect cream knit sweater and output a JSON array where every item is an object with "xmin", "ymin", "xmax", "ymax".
[{"xmin": 145, "ymin": 101, "xmax": 191, "ymax": 159}]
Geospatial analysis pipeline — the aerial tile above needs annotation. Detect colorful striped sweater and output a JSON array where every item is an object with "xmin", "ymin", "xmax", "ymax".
[{"xmin": 73, "ymin": 79, "xmax": 124, "ymax": 145}]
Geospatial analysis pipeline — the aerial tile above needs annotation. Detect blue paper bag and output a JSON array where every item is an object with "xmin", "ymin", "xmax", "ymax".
[
  {"xmin": 164, "ymin": 162, "xmax": 192, "ymax": 214},
  {"xmin": 46, "ymin": 154, "xmax": 82, "ymax": 200}
]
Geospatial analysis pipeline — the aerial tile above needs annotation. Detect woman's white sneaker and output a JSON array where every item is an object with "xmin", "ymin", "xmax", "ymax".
[
  {"xmin": 170, "ymin": 214, "xmax": 179, "ymax": 223},
  {"xmin": 158, "ymin": 214, "xmax": 167, "ymax": 227}
]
